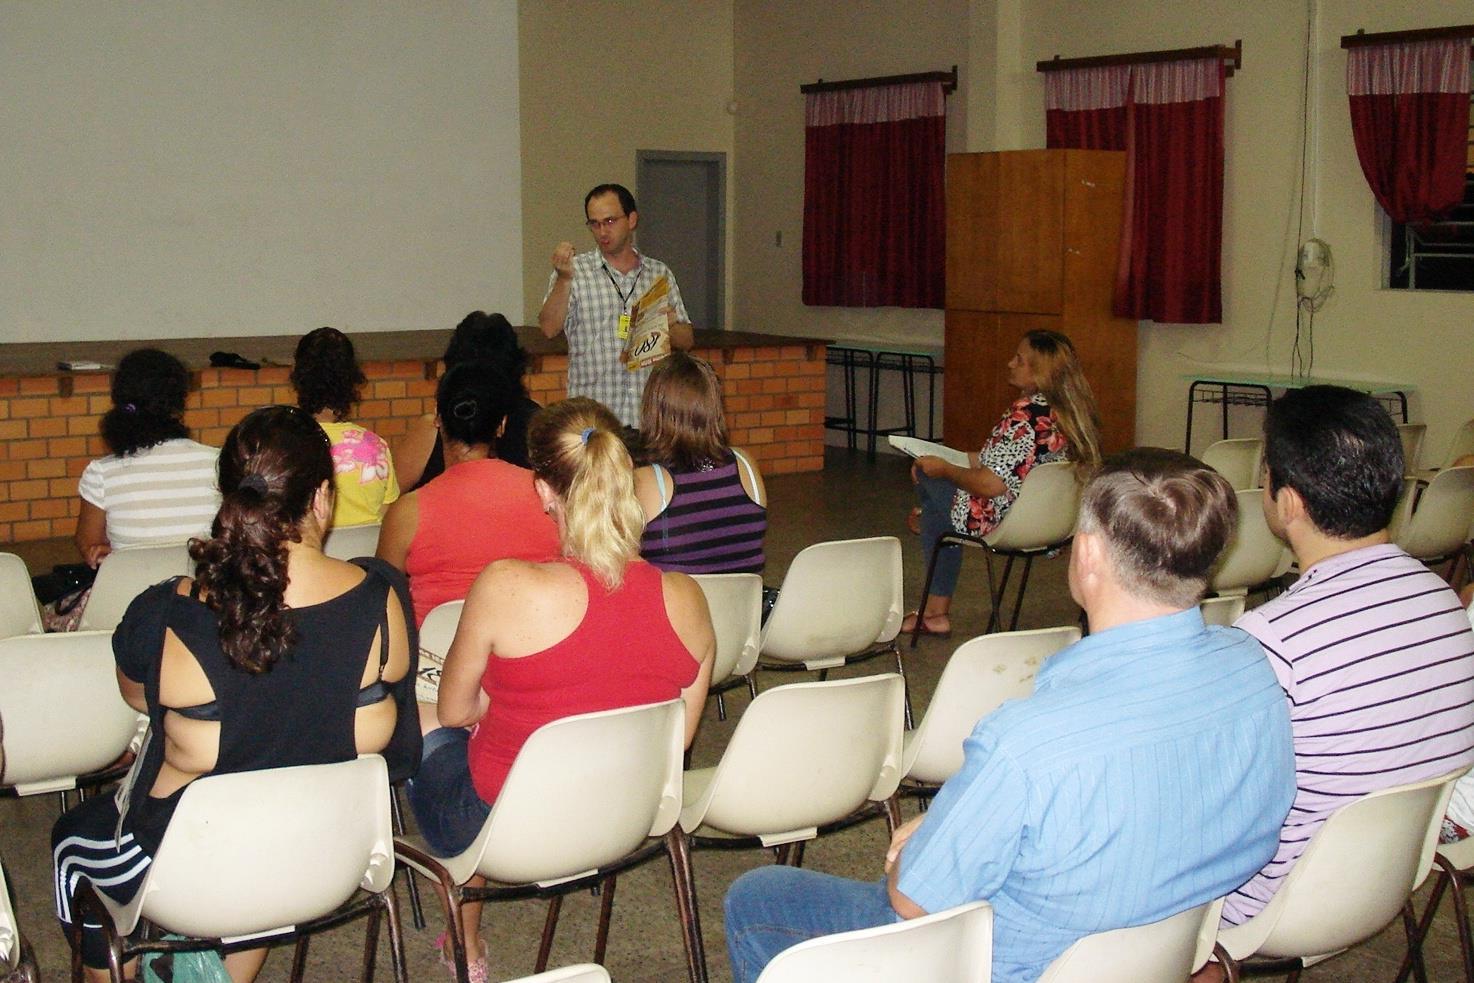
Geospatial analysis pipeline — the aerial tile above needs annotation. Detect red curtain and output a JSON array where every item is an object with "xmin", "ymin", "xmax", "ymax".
[
  {"xmin": 803, "ymin": 81, "xmax": 946, "ymax": 308},
  {"xmin": 1046, "ymin": 58, "xmax": 1225, "ymax": 324},
  {"xmin": 1347, "ymin": 38, "xmax": 1472, "ymax": 225}
]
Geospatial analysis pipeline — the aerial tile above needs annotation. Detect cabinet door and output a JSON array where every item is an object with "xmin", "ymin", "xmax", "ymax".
[
  {"xmin": 945, "ymin": 153, "xmax": 997, "ymax": 311},
  {"xmin": 994, "ymin": 151, "xmax": 1065, "ymax": 315}
]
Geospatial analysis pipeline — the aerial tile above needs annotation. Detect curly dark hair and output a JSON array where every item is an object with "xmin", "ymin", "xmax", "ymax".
[
  {"xmin": 100, "ymin": 349, "xmax": 191, "ymax": 456},
  {"xmin": 291, "ymin": 327, "xmax": 365, "ymax": 421},
  {"xmin": 444, "ymin": 311, "xmax": 529, "ymax": 392},
  {"xmin": 188, "ymin": 405, "xmax": 333, "ymax": 674}
]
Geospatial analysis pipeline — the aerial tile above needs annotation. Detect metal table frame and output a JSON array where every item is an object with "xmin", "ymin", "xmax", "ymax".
[
  {"xmin": 1185, "ymin": 374, "xmax": 1412, "ymax": 452},
  {"xmin": 826, "ymin": 345, "xmax": 943, "ymax": 454}
]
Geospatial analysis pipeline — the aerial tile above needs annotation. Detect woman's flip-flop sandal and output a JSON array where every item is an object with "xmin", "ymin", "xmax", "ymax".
[{"xmin": 902, "ymin": 610, "xmax": 952, "ymax": 638}]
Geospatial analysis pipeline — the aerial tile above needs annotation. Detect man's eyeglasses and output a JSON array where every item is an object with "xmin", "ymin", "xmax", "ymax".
[{"xmin": 584, "ymin": 215, "xmax": 624, "ymax": 230}]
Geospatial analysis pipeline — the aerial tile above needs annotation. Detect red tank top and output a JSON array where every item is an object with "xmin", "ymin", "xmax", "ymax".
[
  {"xmin": 466, "ymin": 559, "xmax": 699, "ymax": 804},
  {"xmin": 405, "ymin": 458, "xmax": 559, "ymax": 625}
]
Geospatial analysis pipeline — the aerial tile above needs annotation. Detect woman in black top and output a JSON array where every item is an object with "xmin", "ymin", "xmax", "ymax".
[{"xmin": 51, "ymin": 405, "xmax": 419, "ymax": 983}]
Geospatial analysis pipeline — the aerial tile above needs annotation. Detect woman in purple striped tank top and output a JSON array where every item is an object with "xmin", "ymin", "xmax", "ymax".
[{"xmin": 635, "ymin": 353, "xmax": 768, "ymax": 575}]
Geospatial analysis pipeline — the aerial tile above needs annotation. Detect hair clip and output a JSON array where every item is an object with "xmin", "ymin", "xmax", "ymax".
[
  {"xmin": 580, "ymin": 427, "xmax": 595, "ymax": 445},
  {"xmin": 122, "ymin": 403, "xmax": 138, "ymax": 414}
]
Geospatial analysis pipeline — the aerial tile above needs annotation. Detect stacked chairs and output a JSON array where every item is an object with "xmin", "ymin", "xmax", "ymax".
[
  {"xmin": 79, "ymin": 544, "xmax": 193, "ymax": 632},
  {"xmin": 0, "ymin": 554, "xmax": 42, "ymax": 640},
  {"xmin": 900, "ymin": 627, "xmax": 1079, "ymax": 797},
  {"xmin": 690, "ymin": 573, "xmax": 762, "ymax": 721},
  {"xmin": 671, "ymin": 674, "xmax": 906, "ymax": 982},
  {"xmin": 395, "ymin": 700, "xmax": 688, "ymax": 983},
  {"xmin": 69, "ymin": 755, "xmax": 405, "ymax": 982},
  {"xmin": 759, "ymin": 538, "xmax": 911, "ymax": 726},
  {"xmin": 911, "ymin": 460, "xmax": 1082, "ymax": 645}
]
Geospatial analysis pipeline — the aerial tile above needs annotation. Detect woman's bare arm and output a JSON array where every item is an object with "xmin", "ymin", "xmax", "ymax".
[
  {"xmin": 661, "ymin": 571, "xmax": 716, "ymax": 747},
  {"xmin": 75, "ymin": 500, "xmax": 111, "ymax": 567},
  {"xmin": 392, "ymin": 414, "xmax": 438, "ymax": 491}
]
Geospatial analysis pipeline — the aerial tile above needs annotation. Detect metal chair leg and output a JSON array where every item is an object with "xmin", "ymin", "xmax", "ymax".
[
  {"xmin": 388, "ymin": 787, "xmax": 426, "ymax": 930},
  {"xmin": 986, "ymin": 554, "xmax": 1016, "ymax": 634},
  {"xmin": 892, "ymin": 644, "xmax": 914, "ymax": 730},
  {"xmin": 1008, "ymin": 555, "xmax": 1036, "ymax": 632},
  {"xmin": 593, "ymin": 875, "xmax": 617, "ymax": 965},
  {"xmin": 663, "ymin": 828, "xmax": 709, "ymax": 983},
  {"xmin": 910, "ymin": 541, "xmax": 944, "ymax": 649},
  {"xmin": 535, "ymin": 895, "xmax": 563, "ymax": 973}
]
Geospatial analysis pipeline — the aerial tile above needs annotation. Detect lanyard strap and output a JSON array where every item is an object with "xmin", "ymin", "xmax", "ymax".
[{"xmin": 603, "ymin": 263, "xmax": 641, "ymax": 311}]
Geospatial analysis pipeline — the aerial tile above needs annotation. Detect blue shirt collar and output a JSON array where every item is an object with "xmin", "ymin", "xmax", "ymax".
[{"xmin": 1037, "ymin": 607, "xmax": 1207, "ymax": 690}]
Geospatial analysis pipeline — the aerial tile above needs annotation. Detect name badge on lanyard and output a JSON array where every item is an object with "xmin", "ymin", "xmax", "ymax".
[{"xmin": 606, "ymin": 265, "xmax": 638, "ymax": 341}]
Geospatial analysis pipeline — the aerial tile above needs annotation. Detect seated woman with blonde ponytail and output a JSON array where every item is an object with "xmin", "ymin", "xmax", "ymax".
[
  {"xmin": 406, "ymin": 397, "xmax": 716, "ymax": 979},
  {"xmin": 50, "ymin": 406, "xmax": 419, "ymax": 983}
]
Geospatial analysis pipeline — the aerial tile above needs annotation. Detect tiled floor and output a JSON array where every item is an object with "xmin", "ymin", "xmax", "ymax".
[{"xmin": 2, "ymin": 446, "xmax": 1469, "ymax": 981}]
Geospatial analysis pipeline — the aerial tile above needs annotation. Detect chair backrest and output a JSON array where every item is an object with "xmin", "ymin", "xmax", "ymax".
[
  {"xmin": 104, "ymin": 756, "xmax": 394, "ymax": 939},
  {"xmin": 1395, "ymin": 466, "xmax": 1474, "ymax": 562},
  {"xmin": 323, "ymin": 522, "xmax": 383, "ymax": 561},
  {"xmin": 682, "ymin": 674, "xmax": 905, "ymax": 839},
  {"xmin": 761, "ymin": 538, "xmax": 902, "ymax": 667},
  {"xmin": 1199, "ymin": 594, "xmax": 1246, "ymax": 627},
  {"xmin": 1201, "ymin": 438, "xmax": 1264, "ymax": 491},
  {"xmin": 755, "ymin": 900, "xmax": 993, "ymax": 983},
  {"xmin": 984, "ymin": 461, "xmax": 1082, "ymax": 552},
  {"xmin": 1397, "ymin": 423, "xmax": 1427, "ymax": 474},
  {"xmin": 904, "ymin": 626, "xmax": 1080, "ymax": 785},
  {"xmin": 80, "ymin": 543, "xmax": 194, "ymax": 631},
  {"xmin": 419, "ymin": 599, "xmax": 465, "ymax": 659},
  {"xmin": 453, "ymin": 700, "xmax": 685, "ymax": 887},
  {"xmin": 1438, "ymin": 418, "xmax": 1474, "ymax": 472},
  {"xmin": 0, "ymin": 553, "xmax": 42, "ymax": 639},
  {"xmin": 0, "ymin": 631, "xmax": 140, "ymax": 794},
  {"xmin": 1223, "ymin": 767, "xmax": 1466, "ymax": 961},
  {"xmin": 502, "ymin": 966, "xmax": 612, "ymax": 983},
  {"xmin": 1208, "ymin": 490, "xmax": 1291, "ymax": 594},
  {"xmin": 1038, "ymin": 899, "xmax": 1218, "ymax": 983},
  {"xmin": 692, "ymin": 573, "xmax": 763, "ymax": 685}
]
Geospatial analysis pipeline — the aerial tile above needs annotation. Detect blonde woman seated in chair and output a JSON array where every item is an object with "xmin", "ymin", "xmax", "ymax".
[
  {"xmin": 407, "ymin": 398, "xmax": 715, "ymax": 982},
  {"xmin": 51, "ymin": 406, "xmax": 419, "ymax": 983},
  {"xmin": 904, "ymin": 330, "xmax": 1101, "ymax": 637}
]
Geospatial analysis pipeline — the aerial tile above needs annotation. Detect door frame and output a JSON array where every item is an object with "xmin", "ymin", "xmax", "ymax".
[{"xmin": 636, "ymin": 149, "xmax": 727, "ymax": 332}]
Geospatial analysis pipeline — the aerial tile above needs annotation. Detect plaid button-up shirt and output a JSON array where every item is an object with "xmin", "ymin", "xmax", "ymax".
[{"xmin": 543, "ymin": 248, "xmax": 688, "ymax": 427}]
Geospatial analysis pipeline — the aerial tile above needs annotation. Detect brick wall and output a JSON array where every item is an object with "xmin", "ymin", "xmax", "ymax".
[{"xmin": 0, "ymin": 343, "xmax": 825, "ymax": 546}]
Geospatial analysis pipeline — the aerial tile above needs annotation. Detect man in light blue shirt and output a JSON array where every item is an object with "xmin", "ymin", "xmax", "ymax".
[{"xmin": 724, "ymin": 448, "xmax": 1296, "ymax": 983}]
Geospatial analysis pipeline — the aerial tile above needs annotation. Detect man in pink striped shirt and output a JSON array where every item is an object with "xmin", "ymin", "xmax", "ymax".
[{"xmin": 1223, "ymin": 386, "xmax": 1474, "ymax": 926}]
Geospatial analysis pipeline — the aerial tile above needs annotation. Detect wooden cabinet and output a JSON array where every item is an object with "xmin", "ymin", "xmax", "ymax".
[{"xmin": 944, "ymin": 150, "xmax": 1137, "ymax": 455}]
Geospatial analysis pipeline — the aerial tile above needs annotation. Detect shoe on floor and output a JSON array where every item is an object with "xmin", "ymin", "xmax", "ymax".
[{"xmin": 901, "ymin": 610, "xmax": 951, "ymax": 638}]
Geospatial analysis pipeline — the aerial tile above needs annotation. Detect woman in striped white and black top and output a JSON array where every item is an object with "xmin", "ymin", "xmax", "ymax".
[{"xmin": 73, "ymin": 349, "xmax": 220, "ymax": 567}]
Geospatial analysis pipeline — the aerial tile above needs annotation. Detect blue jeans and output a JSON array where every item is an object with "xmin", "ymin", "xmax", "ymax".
[
  {"xmin": 405, "ymin": 727, "xmax": 492, "ymax": 857},
  {"xmin": 724, "ymin": 866, "xmax": 898, "ymax": 983},
  {"xmin": 916, "ymin": 473, "xmax": 965, "ymax": 598}
]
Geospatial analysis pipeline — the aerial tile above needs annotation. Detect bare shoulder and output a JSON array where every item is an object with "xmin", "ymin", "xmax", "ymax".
[{"xmin": 661, "ymin": 570, "xmax": 713, "ymax": 630}]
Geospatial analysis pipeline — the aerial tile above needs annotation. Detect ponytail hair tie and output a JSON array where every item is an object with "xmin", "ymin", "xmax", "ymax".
[
  {"xmin": 238, "ymin": 473, "xmax": 269, "ymax": 495},
  {"xmin": 451, "ymin": 398, "xmax": 478, "ymax": 421},
  {"xmin": 122, "ymin": 403, "xmax": 138, "ymax": 414},
  {"xmin": 580, "ymin": 427, "xmax": 595, "ymax": 445}
]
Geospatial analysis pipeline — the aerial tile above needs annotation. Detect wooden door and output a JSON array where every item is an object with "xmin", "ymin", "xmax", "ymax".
[
  {"xmin": 945, "ymin": 154, "xmax": 997, "ymax": 312},
  {"xmin": 994, "ymin": 151, "xmax": 1064, "ymax": 315}
]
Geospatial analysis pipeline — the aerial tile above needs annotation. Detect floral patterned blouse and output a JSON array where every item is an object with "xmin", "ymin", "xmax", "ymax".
[
  {"xmin": 949, "ymin": 392, "xmax": 1068, "ymax": 536},
  {"xmin": 320, "ymin": 420, "xmax": 400, "ymax": 527}
]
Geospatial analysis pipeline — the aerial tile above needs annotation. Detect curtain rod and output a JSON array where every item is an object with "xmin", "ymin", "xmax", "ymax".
[
  {"xmin": 800, "ymin": 65, "xmax": 958, "ymax": 95},
  {"xmin": 1036, "ymin": 40, "xmax": 1242, "ymax": 78},
  {"xmin": 1340, "ymin": 25, "xmax": 1474, "ymax": 48}
]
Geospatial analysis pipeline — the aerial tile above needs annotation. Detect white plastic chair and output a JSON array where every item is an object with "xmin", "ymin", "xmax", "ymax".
[
  {"xmin": 755, "ymin": 900, "xmax": 993, "ymax": 983},
  {"xmin": 1199, "ymin": 594, "xmax": 1246, "ymax": 627},
  {"xmin": 79, "ymin": 543, "xmax": 194, "ymax": 631},
  {"xmin": 0, "ymin": 853, "xmax": 38, "ymax": 982},
  {"xmin": 1208, "ymin": 490, "xmax": 1292, "ymax": 600},
  {"xmin": 1392, "ymin": 466, "xmax": 1474, "ymax": 567},
  {"xmin": 323, "ymin": 522, "xmax": 383, "ymax": 561},
  {"xmin": 1397, "ymin": 833, "xmax": 1474, "ymax": 983},
  {"xmin": 68, "ymin": 755, "xmax": 405, "ymax": 982},
  {"xmin": 1202, "ymin": 438, "xmax": 1264, "ymax": 491},
  {"xmin": 0, "ymin": 553, "xmax": 42, "ymax": 639},
  {"xmin": 1214, "ymin": 767, "xmax": 1467, "ymax": 980},
  {"xmin": 395, "ymin": 700, "xmax": 687, "ymax": 983},
  {"xmin": 1417, "ymin": 418, "xmax": 1474, "ymax": 481},
  {"xmin": 902, "ymin": 626, "xmax": 1079, "ymax": 790},
  {"xmin": 1397, "ymin": 423, "xmax": 1428, "ymax": 476},
  {"xmin": 416, "ymin": 599, "xmax": 464, "ymax": 703},
  {"xmin": 503, "ymin": 967, "xmax": 612, "ymax": 983},
  {"xmin": 0, "ymin": 631, "xmax": 140, "ymax": 799},
  {"xmin": 1040, "ymin": 899, "xmax": 1222, "ymax": 982},
  {"xmin": 760, "ymin": 537, "xmax": 911, "ymax": 726},
  {"xmin": 672, "ymin": 674, "xmax": 907, "ymax": 982},
  {"xmin": 691, "ymin": 573, "xmax": 762, "ymax": 720},
  {"xmin": 914, "ymin": 460, "xmax": 1082, "ymax": 642}
]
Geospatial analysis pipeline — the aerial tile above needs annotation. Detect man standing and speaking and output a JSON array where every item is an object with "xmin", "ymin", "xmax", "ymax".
[{"xmin": 538, "ymin": 183, "xmax": 694, "ymax": 428}]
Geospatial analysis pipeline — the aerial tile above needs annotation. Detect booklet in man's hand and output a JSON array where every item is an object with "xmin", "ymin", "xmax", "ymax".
[{"xmin": 624, "ymin": 274, "xmax": 673, "ymax": 371}]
